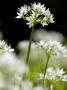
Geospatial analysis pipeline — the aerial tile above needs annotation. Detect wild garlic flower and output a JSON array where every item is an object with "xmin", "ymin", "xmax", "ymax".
[
  {"xmin": 16, "ymin": 5, "xmax": 31, "ymax": 19},
  {"xmin": 0, "ymin": 40, "xmax": 14, "ymax": 54},
  {"xmin": 45, "ymin": 67, "xmax": 67, "ymax": 81},
  {"xmin": 16, "ymin": 2, "xmax": 54, "ymax": 28},
  {"xmin": 0, "ymin": 52, "xmax": 29, "ymax": 90},
  {"xmin": 37, "ymin": 40, "xmax": 67, "ymax": 57},
  {"xmin": 38, "ymin": 67, "xmax": 67, "ymax": 81}
]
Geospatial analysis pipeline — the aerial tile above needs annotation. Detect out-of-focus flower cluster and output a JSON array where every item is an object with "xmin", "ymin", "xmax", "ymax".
[
  {"xmin": 38, "ymin": 67, "xmax": 67, "ymax": 81},
  {"xmin": 37, "ymin": 40, "xmax": 67, "ymax": 58},
  {"xmin": 0, "ymin": 53, "xmax": 46, "ymax": 90},
  {"xmin": 0, "ymin": 40, "xmax": 47, "ymax": 90},
  {"xmin": 33, "ymin": 30, "xmax": 64, "ymax": 42},
  {"xmin": 0, "ymin": 40, "xmax": 14, "ymax": 54},
  {"xmin": 0, "ymin": 39, "xmax": 67, "ymax": 90},
  {"xmin": 16, "ymin": 2, "xmax": 54, "ymax": 28}
]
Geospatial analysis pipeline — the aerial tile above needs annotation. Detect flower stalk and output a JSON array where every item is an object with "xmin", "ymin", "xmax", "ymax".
[
  {"xmin": 26, "ymin": 24, "xmax": 35, "ymax": 64},
  {"xmin": 43, "ymin": 54, "xmax": 50, "ymax": 83}
]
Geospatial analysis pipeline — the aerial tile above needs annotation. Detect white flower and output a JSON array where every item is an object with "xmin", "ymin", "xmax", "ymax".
[
  {"xmin": 0, "ymin": 40, "xmax": 14, "ymax": 54},
  {"xmin": 0, "ymin": 50, "xmax": 30, "ymax": 89},
  {"xmin": 37, "ymin": 40, "xmax": 67, "ymax": 57},
  {"xmin": 26, "ymin": 12, "xmax": 36, "ymax": 28},
  {"xmin": 62, "ymin": 74, "xmax": 67, "ymax": 81},
  {"xmin": 41, "ymin": 8, "xmax": 54, "ymax": 27},
  {"xmin": 37, "ymin": 40, "xmax": 45, "ymax": 47},
  {"xmin": 33, "ymin": 30, "xmax": 64, "ymax": 42},
  {"xmin": 56, "ymin": 68, "xmax": 65, "ymax": 77},
  {"xmin": 38, "ymin": 67, "xmax": 67, "ymax": 81},
  {"xmin": 16, "ymin": 5, "xmax": 31, "ymax": 18},
  {"xmin": 45, "ymin": 67, "xmax": 56, "ymax": 80},
  {"xmin": 45, "ymin": 67, "xmax": 67, "ymax": 81},
  {"xmin": 16, "ymin": 2, "xmax": 54, "ymax": 28},
  {"xmin": 31, "ymin": 2, "xmax": 46, "ymax": 14}
]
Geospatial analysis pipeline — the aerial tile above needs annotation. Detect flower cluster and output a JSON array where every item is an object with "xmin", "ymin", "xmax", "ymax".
[
  {"xmin": 16, "ymin": 5, "xmax": 31, "ymax": 19},
  {"xmin": 0, "ymin": 40, "xmax": 14, "ymax": 54},
  {"xmin": 38, "ymin": 67, "xmax": 67, "ymax": 81},
  {"xmin": 16, "ymin": 2, "xmax": 54, "ymax": 28},
  {"xmin": 0, "ymin": 50, "xmax": 47, "ymax": 90},
  {"xmin": 46, "ymin": 67, "xmax": 67, "ymax": 81},
  {"xmin": 0, "ymin": 56, "xmax": 46, "ymax": 90},
  {"xmin": 37, "ymin": 40, "xmax": 67, "ymax": 57},
  {"xmin": 0, "ymin": 52, "xmax": 29, "ymax": 90}
]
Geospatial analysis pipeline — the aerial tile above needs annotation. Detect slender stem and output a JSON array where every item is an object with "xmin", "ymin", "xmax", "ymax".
[
  {"xmin": 26, "ymin": 25, "xmax": 35, "ymax": 64},
  {"xmin": 43, "ymin": 54, "xmax": 50, "ymax": 80}
]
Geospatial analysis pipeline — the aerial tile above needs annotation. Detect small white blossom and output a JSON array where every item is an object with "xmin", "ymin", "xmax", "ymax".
[
  {"xmin": 16, "ymin": 2, "xmax": 54, "ymax": 28},
  {"xmin": 38, "ymin": 67, "xmax": 67, "ymax": 81},
  {"xmin": 16, "ymin": 5, "xmax": 31, "ymax": 18},
  {"xmin": 62, "ymin": 74, "xmax": 67, "ymax": 81},
  {"xmin": 38, "ymin": 40, "xmax": 45, "ymax": 47},
  {"xmin": 0, "ymin": 40, "xmax": 14, "ymax": 54},
  {"xmin": 26, "ymin": 12, "xmax": 36, "ymax": 28},
  {"xmin": 31, "ymin": 2, "xmax": 46, "ymax": 14},
  {"xmin": 56, "ymin": 68, "xmax": 65, "ymax": 77},
  {"xmin": 45, "ymin": 67, "xmax": 56, "ymax": 80},
  {"xmin": 45, "ymin": 67, "xmax": 67, "ymax": 81},
  {"xmin": 37, "ymin": 40, "xmax": 67, "ymax": 57}
]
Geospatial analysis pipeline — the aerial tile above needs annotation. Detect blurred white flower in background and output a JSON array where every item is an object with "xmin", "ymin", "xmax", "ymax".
[
  {"xmin": 37, "ymin": 40, "xmax": 67, "ymax": 57},
  {"xmin": 0, "ymin": 43, "xmax": 29, "ymax": 89},
  {"xmin": 33, "ymin": 29, "xmax": 64, "ymax": 42},
  {"xmin": 38, "ymin": 67, "xmax": 67, "ymax": 81},
  {"xmin": 0, "ymin": 40, "xmax": 14, "ymax": 54},
  {"xmin": 16, "ymin": 2, "xmax": 54, "ymax": 28},
  {"xmin": 17, "ymin": 40, "xmax": 37, "ymax": 51},
  {"xmin": 1, "ymin": 1, "xmax": 67, "ymax": 90},
  {"xmin": 45, "ymin": 67, "xmax": 67, "ymax": 81}
]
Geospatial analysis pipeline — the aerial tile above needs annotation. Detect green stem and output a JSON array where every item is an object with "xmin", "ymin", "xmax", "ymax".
[
  {"xmin": 43, "ymin": 54, "xmax": 50, "ymax": 81},
  {"xmin": 26, "ymin": 25, "xmax": 35, "ymax": 64}
]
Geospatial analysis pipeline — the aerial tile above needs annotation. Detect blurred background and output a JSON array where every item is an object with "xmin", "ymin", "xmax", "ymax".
[{"xmin": 0, "ymin": 0, "xmax": 67, "ymax": 48}]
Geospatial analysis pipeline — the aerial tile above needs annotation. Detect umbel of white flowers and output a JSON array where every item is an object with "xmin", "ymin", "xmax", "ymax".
[
  {"xmin": 16, "ymin": 2, "xmax": 54, "ymax": 28},
  {"xmin": 37, "ymin": 40, "xmax": 67, "ymax": 57},
  {"xmin": 38, "ymin": 67, "xmax": 67, "ymax": 81},
  {"xmin": 0, "ymin": 40, "xmax": 14, "ymax": 54}
]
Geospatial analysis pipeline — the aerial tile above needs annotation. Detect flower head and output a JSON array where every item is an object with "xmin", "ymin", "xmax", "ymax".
[
  {"xmin": 37, "ymin": 40, "xmax": 67, "ymax": 57},
  {"xmin": 38, "ymin": 67, "xmax": 67, "ymax": 81},
  {"xmin": 16, "ymin": 5, "xmax": 31, "ymax": 19},
  {"xmin": 45, "ymin": 67, "xmax": 67, "ymax": 81},
  {"xmin": 16, "ymin": 2, "xmax": 54, "ymax": 28},
  {"xmin": 31, "ymin": 2, "xmax": 46, "ymax": 14},
  {"xmin": 0, "ymin": 40, "xmax": 14, "ymax": 54},
  {"xmin": 0, "ymin": 52, "xmax": 29, "ymax": 89}
]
